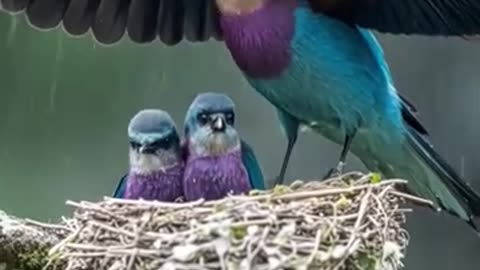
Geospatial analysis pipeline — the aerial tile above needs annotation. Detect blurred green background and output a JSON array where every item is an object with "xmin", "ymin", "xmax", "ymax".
[{"xmin": 0, "ymin": 12, "xmax": 480, "ymax": 270}]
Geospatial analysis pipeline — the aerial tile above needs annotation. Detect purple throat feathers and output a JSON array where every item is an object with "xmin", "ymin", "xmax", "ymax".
[
  {"xmin": 183, "ymin": 150, "xmax": 251, "ymax": 201},
  {"xmin": 125, "ymin": 164, "xmax": 184, "ymax": 202}
]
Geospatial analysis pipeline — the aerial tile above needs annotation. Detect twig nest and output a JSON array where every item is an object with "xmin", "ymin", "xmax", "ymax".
[{"xmin": 50, "ymin": 172, "xmax": 432, "ymax": 270}]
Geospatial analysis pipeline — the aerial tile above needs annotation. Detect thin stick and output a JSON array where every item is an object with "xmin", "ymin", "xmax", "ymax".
[
  {"xmin": 44, "ymin": 173, "xmax": 417, "ymax": 270},
  {"xmin": 104, "ymin": 197, "xmax": 206, "ymax": 208},
  {"xmin": 389, "ymin": 191, "xmax": 435, "ymax": 207},
  {"xmin": 25, "ymin": 218, "xmax": 72, "ymax": 232}
]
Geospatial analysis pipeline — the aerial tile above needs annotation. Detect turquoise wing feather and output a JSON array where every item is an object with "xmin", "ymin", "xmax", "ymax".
[
  {"xmin": 241, "ymin": 140, "xmax": 266, "ymax": 190},
  {"xmin": 113, "ymin": 174, "xmax": 128, "ymax": 198}
]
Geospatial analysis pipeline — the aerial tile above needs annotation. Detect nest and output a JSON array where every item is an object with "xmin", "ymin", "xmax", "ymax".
[{"xmin": 46, "ymin": 172, "xmax": 433, "ymax": 270}]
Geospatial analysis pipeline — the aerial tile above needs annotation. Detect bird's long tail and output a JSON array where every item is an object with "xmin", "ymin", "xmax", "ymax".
[
  {"xmin": 406, "ymin": 126, "xmax": 480, "ymax": 223},
  {"xmin": 373, "ymin": 125, "xmax": 480, "ymax": 231}
]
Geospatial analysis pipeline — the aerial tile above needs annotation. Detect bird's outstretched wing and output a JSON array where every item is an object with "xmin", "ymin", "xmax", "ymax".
[
  {"xmin": 307, "ymin": 0, "xmax": 480, "ymax": 36},
  {"xmin": 113, "ymin": 173, "xmax": 128, "ymax": 198},
  {"xmin": 240, "ymin": 140, "xmax": 266, "ymax": 190},
  {"xmin": 0, "ymin": 0, "xmax": 222, "ymax": 45}
]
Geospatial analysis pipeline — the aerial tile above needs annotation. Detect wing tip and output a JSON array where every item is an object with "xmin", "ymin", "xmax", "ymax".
[{"xmin": 0, "ymin": 0, "xmax": 27, "ymax": 13}]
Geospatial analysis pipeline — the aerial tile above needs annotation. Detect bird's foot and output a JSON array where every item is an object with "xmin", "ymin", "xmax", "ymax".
[
  {"xmin": 322, "ymin": 168, "xmax": 341, "ymax": 180},
  {"xmin": 273, "ymin": 174, "xmax": 286, "ymax": 187},
  {"xmin": 322, "ymin": 161, "xmax": 346, "ymax": 180}
]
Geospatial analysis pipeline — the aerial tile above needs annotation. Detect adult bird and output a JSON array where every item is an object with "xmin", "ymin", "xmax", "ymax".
[
  {"xmin": 3, "ymin": 1, "xmax": 480, "ymax": 229},
  {"xmin": 183, "ymin": 92, "xmax": 265, "ymax": 201},
  {"xmin": 113, "ymin": 109, "xmax": 184, "ymax": 202}
]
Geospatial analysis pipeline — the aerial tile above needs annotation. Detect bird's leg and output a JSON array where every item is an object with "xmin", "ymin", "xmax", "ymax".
[
  {"xmin": 273, "ymin": 109, "xmax": 300, "ymax": 187},
  {"xmin": 274, "ymin": 136, "xmax": 297, "ymax": 186},
  {"xmin": 323, "ymin": 132, "xmax": 356, "ymax": 179}
]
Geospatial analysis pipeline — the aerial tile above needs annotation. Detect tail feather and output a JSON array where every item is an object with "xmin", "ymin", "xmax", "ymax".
[
  {"xmin": 386, "ymin": 94, "xmax": 480, "ymax": 230},
  {"xmin": 357, "ymin": 127, "xmax": 479, "ymax": 230},
  {"xmin": 406, "ymin": 126, "xmax": 480, "ymax": 219}
]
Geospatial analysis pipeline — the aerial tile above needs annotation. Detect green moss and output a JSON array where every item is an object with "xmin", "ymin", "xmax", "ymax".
[
  {"xmin": 356, "ymin": 252, "xmax": 378, "ymax": 270},
  {"xmin": 16, "ymin": 247, "xmax": 49, "ymax": 270},
  {"xmin": 8, "ymin": 244, "xmax": 64, "ymax": 270},
  {"xmin": 335, "ymin": 194, "xmax": 351, "ymax": 210},
  {"xmin": 214, "ymin": 203, "xmax": 227, "ymax": 213},
  {"xmin": 272, "ymin": 185, "xmax": 290, "ymax": 196},
  {"xmin": 248, "ymin": 189, "xmax": 262, "ymax": 196},
  {"xmin": 230, "ymin": 225, "xmax": 247, "ymax": 240},
  {"xmin": 370, "ymin": 173, "xmax": 382, "ymax": 184}
]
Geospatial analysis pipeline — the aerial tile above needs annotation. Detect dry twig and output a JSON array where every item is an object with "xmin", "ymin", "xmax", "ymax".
[
  {"xmin": 52, "ymin": 172, "xmax": 427, "ymax": 270},
  {"xmin": 0, "ymin": 172, "xmax": 431, "ymax": 270}
]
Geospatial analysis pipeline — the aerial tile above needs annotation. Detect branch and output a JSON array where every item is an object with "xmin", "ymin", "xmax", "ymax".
[
  {"xmin": 0, "ymin": 211, "xmax": 68, "ymax": 270},
  {"xmin": 0, "ymin": 172, "xmax": 432, "ymax": 270}
]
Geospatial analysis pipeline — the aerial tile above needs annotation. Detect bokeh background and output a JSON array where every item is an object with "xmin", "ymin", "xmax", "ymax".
[{"xmin": 0, "ymin": 12, "xmax": 479, "ymax": 270}]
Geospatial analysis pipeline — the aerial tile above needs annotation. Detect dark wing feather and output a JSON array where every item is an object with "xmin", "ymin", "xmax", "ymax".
[
  {"xmin": 307, "ymin": 0, "xmax": 480, "ymax": 36},
  {"xmin": 127, "ymin": 0, "xmax": 160, "ymax": 43},
  {"xmin": 1, "ymin": 0, "xmax": 29, "ymax": 13},
  {"xmin": 157, "ymin": 0, "xmax": 184, "ymax": 45},
  {"xmin": 92, "ymin": 0, "xmax": 130, "ymax": 44},
  {"xmin": 63, "ymin": 0, "xmax": 100, "ymax": 36},
  {"xmin": 27, "ymin": 0, "xmax": 71, "ymax": 29},
  {"xmin": 398, "ymin": 94, "xmax": 429, "ymax": 136},
  {"xmin": 0, "ymin": 0, "xmax": 222, "ymax": 45},
  {"xmin": 184, "ymin": 0, "xmax": 214, "ymax": 42}
]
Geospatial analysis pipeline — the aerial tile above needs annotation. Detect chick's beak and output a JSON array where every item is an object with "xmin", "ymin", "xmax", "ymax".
[{"xmin": 211, "ymin": 116, "xmax": 226, "ymax": 132}]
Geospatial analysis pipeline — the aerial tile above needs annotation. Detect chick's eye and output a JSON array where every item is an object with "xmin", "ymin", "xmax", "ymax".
[
  {"xmin": 129, "ymin": 141, "xmax": 140, "ymax": 149},
  {"xmin": 161, "ymin": 137, "xmax": 170, "ymax": 148},
  {"xmin": 197, "ymin": 113, "xmax": 209, "ymax": 125},
  {"xmin": 151, "ymin": 137, "xmax": 171, "ymax": 149},
  {"xmin": 225, "ymin": 113, "xmax": 234, "ymax": 125}
]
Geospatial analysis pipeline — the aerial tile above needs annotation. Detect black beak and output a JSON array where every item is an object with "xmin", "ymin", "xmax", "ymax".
[{"xmin": 211, "ymin": 116, "xmax": 226, "ymax": 132}]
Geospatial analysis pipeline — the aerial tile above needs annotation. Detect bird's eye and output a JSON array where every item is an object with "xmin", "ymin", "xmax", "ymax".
[
  {"xmin": 225, "ymin": 112, "xmax": 235, "ymax": 125},
  {"xmin": 197, "ymin": 113, "xmax": 209, "ymax": 125},
  {"xmin": 129, "ymin": 141, "xmax": 141, "ymax": 149},
  {"xmin": 151, "ymin": 137, "xmax": 171, "ymax": 150}
]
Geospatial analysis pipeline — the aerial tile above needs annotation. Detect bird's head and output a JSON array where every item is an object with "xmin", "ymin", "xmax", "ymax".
[
  {"xmin": 128, "ymin": 109, "xmax": 181, "ymax": 174},
  {"xmin": 184, "ymin": 92, "xmax": 241, "ymax": 156}
]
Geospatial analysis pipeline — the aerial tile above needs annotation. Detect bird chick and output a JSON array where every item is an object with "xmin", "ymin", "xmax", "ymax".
[
  {"xmin": 113, "ymin": 109, "xmax": 184, "ymax": 202},
  {"xmin": 183, "ymin": 92, "xmax": 260, "ymax": 201}
]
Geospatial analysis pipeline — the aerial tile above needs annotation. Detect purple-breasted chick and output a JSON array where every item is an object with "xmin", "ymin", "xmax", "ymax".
[
  {"xmin": 113, "ymin": 109, "xmax": 184, "ymax": 202},
  {"xmin": 183, "ymin": 92, "xmax": 253, "ymax": 201}
]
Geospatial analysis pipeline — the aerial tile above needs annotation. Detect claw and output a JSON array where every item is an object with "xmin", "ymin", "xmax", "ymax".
[
  {"xmin": 273, "ymin": 174, "xmax": 285, "ymax": 187},
  {"xmin": 322, "ymin": 168, "xmax": 335, "ymax": 180},
  {"xmin": 322, "ymin": 161, "xmax": 346, "ymax": 180}
]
